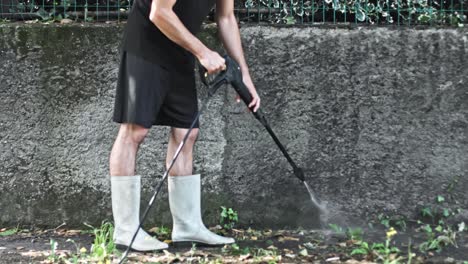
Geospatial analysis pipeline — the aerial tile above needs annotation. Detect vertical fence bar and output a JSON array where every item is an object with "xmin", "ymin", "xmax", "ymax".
[
  {"xmin": 53, "ymin": 0, "xmax": 56, "ymax": 19},
  {"xmin": 333, "ymin": 0, "xmax": 336, "ymax": 24},
  {"xmin": 117, "ymin": 0, "xmax": 120, "ymax": 21},
  {"xmin": 429, "ymin": 0, "xmax": 433, "ymax": 26},
  {"xmin": 106, "ymin": 0, "xmax": 109, "ymax": 21},
  {"xmin": 343, "ymin": 2, "xmax": 347, "ymax": 24},
  {"xmin": 322, "ymin": 0, "xmax": 325, "ymax": 23},
  {"xmin": 450, "ymin": 0, "xmax": 454, "ymax": 25},
  {"xmin": 386, "ymin": 0, "xmax": 389, "ymax": 25},
  {"xmin": 311, "ymin": 0, "xmax": 315, "ymax": 24},
  {"xmin": 343, "ymin": 2, "xmax": 348, "ymax": 24},
  {"xmin": 257, "ymin": 0, "xmax": 259, "ymax": 23},
  {"xmin": 301, "ymin": 0, "xmax": 304, "ymax": 24},
  {"xmin": 96, "ymin": 0, "xmax": 99, "ymax": 21},
  {"xmin": 64, "ymin": 0, "xmax": 67, "ymax": 18},
  {"xmin": 397, "ymin": 0, "xmax": 400, "ymax": 26},
  {"xmin": 376, "ymin": 1, "xmax": 380, "ymax": 25},
  {"xmin": 268, "ymin": 0, "xmax": 271, "ymax": 23},
  {"xmin": 247, "ymin": 1, "xmax": 250, "ymax": 23},
  {"xmin": 364, "ymin": 0, "xmax": 370, "ymax": 24},
  {"xmin": 354, "ymin": 0, "xmax": 357, "ymax": 25},
  {"xmin": 290, "ymin": 0, "xmax": 293, "ymax": 23},
  {"xmin": 408, "ymin": 0, "xmax": 411, "ymax": 26}
]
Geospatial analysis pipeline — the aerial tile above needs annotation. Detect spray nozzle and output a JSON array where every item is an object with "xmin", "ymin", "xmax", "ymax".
[{"xmin": 294, "ymin": 167, "xmax": 305, "ymax": 182}]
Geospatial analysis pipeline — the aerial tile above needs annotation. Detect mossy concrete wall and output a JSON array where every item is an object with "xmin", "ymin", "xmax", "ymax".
[{"xmin": 0, "ymin": 24, "xmax": 467, "ymax": 228}]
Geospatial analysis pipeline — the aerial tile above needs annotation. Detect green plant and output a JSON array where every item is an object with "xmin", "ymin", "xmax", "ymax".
[
  {"xmin": 421, "ymin": 206, "xmax": 435, "ymax": 223},
  {"xmin": 84, "ymin": 221, "xmax": 119, "ymax": 262},
  {"xmin": 242, "ymin": 0, "xmax": 466, "ymax": 26},
  {"xmin": 395, "ymin": 217, "xmax": 407, "ymax": 232},
  {"xmin": 458, "ymin": 222, "xmax": 466, "ymax": 232},
  {"xmin": 222, "ymin": 243, "xmax": 250, "ymax": 255},
  {"xmin": 378, "ymin": 214, "xmax": 391, "ymax": 229},
  {"xmin": 0, "ymin": 227, "xmax": 18, "ymax": 236},
  {"xmin": 64, "ymin": 238, "xmax": 88, "ymax": 264},
  {"xmin": 406, "ymin": 240, "xmax": 415, "ymax": 264},
  {"xmin": 149, "ymin": 225, "xmax": 171, "ymax": 240},
  {"xmin": 220, "ymin": 206, "xmax": 238, "ymax": 230},
  {"xmin": 346, "ymin": 227, "xmax": 363, "ymax": 241},
  {"xmin": 48, "ymin": 239, "xmax": 61, "ymax": 263},
  {"xmin": 328, "ymin": 223, "xmax": 344, "ymax": 233},
  {"xmin": 419, "ymin": 224, "xmax": 458, "ymax": 253},
  {"xmin": 351, "ymin": 227, "xmax": 401, "ymax": 264},
  {"xmin": 377, "ymin": 214, "xmax": 407, "ymax": 231},
  {"xmin": 253, "ymin": 246, "xmax": 280, "ymax": 263}
]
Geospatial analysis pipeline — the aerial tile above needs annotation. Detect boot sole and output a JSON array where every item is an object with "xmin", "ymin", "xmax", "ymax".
[
  {"xmin": 171, "ymin": 241, "xmax": 233, "ymax": 248},
  {"xmin": 115, "ymin": 243, "xmax": 168, "ymax": 252}
]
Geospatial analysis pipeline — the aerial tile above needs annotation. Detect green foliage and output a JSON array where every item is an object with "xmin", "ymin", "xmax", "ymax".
[
  {"xmin": 220, "ymin": 206, "xmax": 238, "ymax": 230},
  {"xmin": 378, "ymin": 214, "xmax": 391, "ymax": 229},
  {"xmin": 328, "ymin": 224, "xmax": 362, "ymax": 241},
  {"xmin": 47, "ymin": 222, "xmax": 118, "ymax": 263},
  {"xmin": 419, "ymin": 223, "xmax": 459, "ymax": 253},
  {"xmin": 350, "ymin": 227, "xmax": 401, "ymax": 263},
  {"xmin": 83, "ymin": 221, "xmax": 119, "ymax": 262},
  {"xmin": 346, "ymin": 227, "xmax": 363, "ymax": 241},
  {"xmin": 328, "ymin": 223, "xmax": 345, "ymax": 233},
  {"xmin": 0, "ymin": 228, "xmax": 18, "ymax": 236},
  {"xmin": 222, "ymin": 243, "xmax": 251, "ymax": 255},
  {"xmin": 421, "ymin": 207, "xmax": 433, "ymax": 218},
  {"xmin": 436, "ymin": 195, "xmax": 445, "ymax": 203},
  {"xmin": 150, "ymin": 225, "xmax": 171, "ymax": 241},
  {"xmin": 377, "ymin": 214, "xmax": 407, "ymax": 231},
  {"xmin": 48, "ymin": 239, "xmax": 60, "ymax": 262},
  {"xmin": 239, "ymin": 0, "xmax": 466, "ymax": 26},
  {"xmin": 222, "ymin": 243, "xmax": 279, "ymax": 263}
]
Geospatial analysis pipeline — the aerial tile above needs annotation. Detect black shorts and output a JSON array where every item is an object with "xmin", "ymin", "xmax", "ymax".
[{"xmin": 112, "ymin": 51, "xmax": 199, "ymax": 129}]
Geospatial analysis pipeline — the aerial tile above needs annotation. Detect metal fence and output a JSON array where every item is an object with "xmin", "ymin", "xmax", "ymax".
[{"xmin": 0, "ymin": 0, "xmax": 466, "ymax": 26}]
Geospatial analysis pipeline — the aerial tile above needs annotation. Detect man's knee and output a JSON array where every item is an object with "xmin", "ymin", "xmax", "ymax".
[
  {"xmin": 117, "ymin": 123, "xmax": 149, "ymax": 145},
  {"xmin": 187, "ymin": 129, "xmax": 199, "ymax": 144},
  {"xmin": 171, "ymin": 128, "xmax": 199, "ymax": 145}
]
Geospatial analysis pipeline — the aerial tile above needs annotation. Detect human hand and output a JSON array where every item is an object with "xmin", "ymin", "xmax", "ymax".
[
  {"xmin": 235, "ymin": 74, "xmax": 260, "ymax": 112},
  {"xmin": 198, "ymin": 49, "xmax": 226, "ymax": 74}
]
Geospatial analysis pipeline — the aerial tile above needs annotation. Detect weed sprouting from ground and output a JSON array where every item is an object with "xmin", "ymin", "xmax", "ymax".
[
  {"xmin": 45, "ymin": 221, "xmax": 120, "ymax": 263},
  {"xmin": 220, "ymin": 206, "xmax": 239, "ymax": 230},
  {"xmin": 83, "ymin": 220, "xmax": 119, "ymax": 262},
  {"xmin": 149, "ymin": 225, "xmax": 171, "ymax": 241},
  {"xmin": 0, "ymin": 227, "xmax": 18, "ymax": 237}
]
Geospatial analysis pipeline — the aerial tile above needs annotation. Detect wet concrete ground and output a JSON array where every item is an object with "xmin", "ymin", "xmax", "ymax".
[{"xmin": 0, "ymin": 225, "xmax": 467, "ymax": 263}]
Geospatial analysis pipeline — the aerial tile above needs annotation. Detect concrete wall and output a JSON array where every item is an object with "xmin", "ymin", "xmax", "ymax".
[{"xmin": 0, "ymin": 24, "xmax": 467, "ymax": 228}]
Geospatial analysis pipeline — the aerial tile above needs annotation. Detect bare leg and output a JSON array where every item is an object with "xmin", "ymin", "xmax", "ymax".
[
  {"xmin": 166, "ymin": 127, "xmax": 199, "ymax": 176},
  {"xmin": 166, "ymin": 127, "xmax": 235, "ymax": 245},
  {"xmin": 110, "ymin": 123, "xmax": 149, "ymax": 176},
  {"xmin": 109, "ymin": 123, "xmax": 168, "ymax": 251}
]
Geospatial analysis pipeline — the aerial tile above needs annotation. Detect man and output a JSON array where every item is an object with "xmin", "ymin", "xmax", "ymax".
[{"xmin": 109, "ymin": 0, "xmax": 260, "ymax": 251}]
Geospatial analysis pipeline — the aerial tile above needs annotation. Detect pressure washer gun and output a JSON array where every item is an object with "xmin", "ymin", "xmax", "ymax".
[{"xmin": 200, "ymin": 55, "xmax": 306, "ymax": 182}]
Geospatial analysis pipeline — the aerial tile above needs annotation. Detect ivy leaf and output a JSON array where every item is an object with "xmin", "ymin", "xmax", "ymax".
[
  {"xmin": 436, "ymin": 195, "xmax": 445, "ymax": 203},
  {"xmin": 285, "ymin": 15, "xmax": 295, "ymax": 25},
  {"xmin": 443, "ymin": 208, "xmax": 450, "ymax": 217},
  {"xmin": 351, "ymin": 248, "xmax": 367, "ymax": 255},
  {"xmin": 458, "ymin": 222, "xmax": 465, "ymax": 232},
  {"xmin": 356, "ymin": 9, "xmax": 366, "ymax": 22}
]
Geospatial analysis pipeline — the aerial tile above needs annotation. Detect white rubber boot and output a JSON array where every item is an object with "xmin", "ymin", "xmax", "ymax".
[
  {"xmin": 111, "ymin": 175, "xmax": 168, "ymax": 251},
  {"xmin": 168, "ymin": 174, "xmax": 235, "ymax": 245}
]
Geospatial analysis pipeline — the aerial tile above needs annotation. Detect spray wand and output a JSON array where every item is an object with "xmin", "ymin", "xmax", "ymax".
[{"xmin": 201, "ymin": 55, "xmax": 306, "ymax": 182}]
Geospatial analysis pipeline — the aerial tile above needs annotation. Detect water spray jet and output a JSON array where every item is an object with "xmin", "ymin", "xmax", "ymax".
[{"xmin": 203, "ymin": 56, "xmax": 327, "ymax": 214}]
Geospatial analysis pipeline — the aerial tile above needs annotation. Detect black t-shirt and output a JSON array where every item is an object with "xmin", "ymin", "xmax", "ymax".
[
  {"xmin": 121, "ymin": 0, "xmax": 215, "ymax": 72},
  {"xmin": 121, "ymin": 0, "xmax": 216, "ymax": 73}
]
